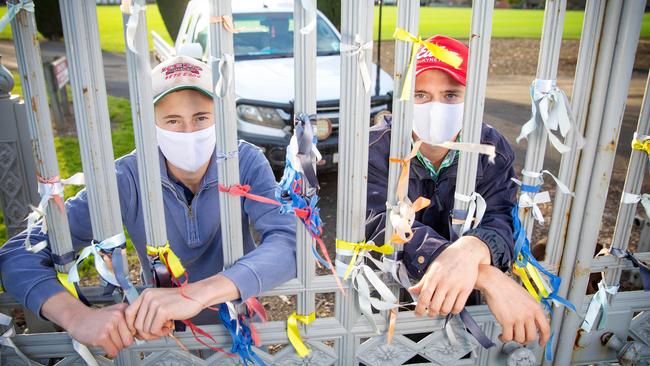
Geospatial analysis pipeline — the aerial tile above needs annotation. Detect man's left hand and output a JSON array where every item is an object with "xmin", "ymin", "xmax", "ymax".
[{"xmin": 409, "ymin": 235, "xmax": 490, "ymax": 317}]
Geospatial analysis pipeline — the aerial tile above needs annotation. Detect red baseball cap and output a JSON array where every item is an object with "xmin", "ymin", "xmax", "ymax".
[{"xmin": 415, "ymin": 35, "xmax": 468, "ymax": 86}]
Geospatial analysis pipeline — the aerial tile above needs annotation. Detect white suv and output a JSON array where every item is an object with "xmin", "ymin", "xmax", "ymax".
[{"xmin": 152, "ymin": 0, "xmax": 393, "ymax": 172}]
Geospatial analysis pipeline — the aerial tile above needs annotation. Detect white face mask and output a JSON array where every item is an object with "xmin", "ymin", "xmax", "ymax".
[
  {"xmin": 412, "ymin": 101, "xmax": 464, "ymax": 145},
  {"xmin": 156, "ymin": 125, "xmax": 216, "ymax": 172}
]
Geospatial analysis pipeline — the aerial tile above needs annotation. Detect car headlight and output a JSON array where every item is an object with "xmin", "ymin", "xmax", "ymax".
[
  {"xmin": 237, "ymin": 104, "xmax": 286, "ymax": 129},
  {"xmin": 315, "ymin": 118, "xmax": 332, "ymax": 140}
]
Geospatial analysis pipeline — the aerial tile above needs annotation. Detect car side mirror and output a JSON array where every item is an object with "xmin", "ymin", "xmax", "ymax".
[{"xmin": 177, "ymin": 42, "xmax": 203, "ymax": 60}]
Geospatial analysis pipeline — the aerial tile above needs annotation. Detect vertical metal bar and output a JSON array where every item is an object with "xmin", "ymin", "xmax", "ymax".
[
  {"xmin": 10, "ymin": 2, "xmax": 75, "ymax": 274},
  {"xmin": 451, "ymin": 0, "xmax": 495, "ymax": 226},
  {"xmin": 551, "ymin": 1, "xmax": 645, "ymax": 364},
  {"xmin": 60, "ymin": 1, "xmax": 134, "ymax": 298},
  {"xmin": 544, "ymin": 0, "xmax": 607, "ymax": 271},
  {"xmin": 294, "ymin": 0, "xmax": 317, "ymax": 320},
  {"xmin": 335, "ymin": 0, "xmax": 374, "ymax": 363},
  {"xmin": 544, "ymin": 3, "xmax": 623, "ymax": 363},
  {"xmin": 606, "ymin": 73, "xmax": 650, "ymax": 285},
  {"xmin": 208, "ymin": 0, "xmax": 244, "ymax": 266},
  {"xmin": 520, "ymin": 0, "xmax": 567, "ymax": 238},
  {"xmin": 383, "ymin": 0, "xmax": 419, "ymax": 306},
  {"xmin": 374, "ymin": 0, "xmax": 383, "ymax": 97},
  {"xmin": 122, "ymin": 0, "xmax": 167, "ymax": 286}
]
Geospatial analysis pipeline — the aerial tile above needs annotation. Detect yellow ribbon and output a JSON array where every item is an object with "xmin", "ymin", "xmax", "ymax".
[
  {"xmin": 513, "ymin": 258, "xmax": 551, "ymax": 303},
  {"xmin": 287, "ymin": 311, "xmax": 316, "ymax": 358},
  {"xmin": 393, "ymin": 28, "xmax": 463, "ymax": 101},
  {"xmin": 57, "ymin": 272, "xmax": 80, "ymax": 300},
  {"xmin": 146, "ymin": 243, "xmax": 186, "ymax": 278},
  {"xmin": 631, "ymin": 137, "xmax": 650, "ymax": 155},
  {"xmin": 336, "ymin": 239, "xmax": 394, "ymax": 280}
]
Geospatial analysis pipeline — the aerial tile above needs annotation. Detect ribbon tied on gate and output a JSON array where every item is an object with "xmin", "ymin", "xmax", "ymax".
[
  {"xmin": 120, "ymin": 0, "xmax": 145, "ymax": 54},
  {"xmin": 0, "ymin": 0, "xmax": 34, "ymax": 33},
  {"xmin": 581, "ymin": 278, "xmax": 618, "ymax": 332},
  {"xmin": 517, "ymin": 79, "xmax": 585, "ymax": 154},
  {"xmin": 287, "ymin": 311, "xmax": 316, "ymax": 357},
  {"xmin": 340, "ymin": 34, "xmax": 373, "ymax": 93},
  {"xmin": 511, "ymin": 169, "xmax": 573, "ymax": 225}
]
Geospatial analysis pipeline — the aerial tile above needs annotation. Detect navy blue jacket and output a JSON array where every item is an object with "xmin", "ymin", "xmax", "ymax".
[{"xmin": 365, "ymin": 121, "xmax": 517, "ymax": 281}]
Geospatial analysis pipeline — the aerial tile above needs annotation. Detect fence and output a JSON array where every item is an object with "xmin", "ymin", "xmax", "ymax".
[{"xmin": 1, "ymin": 0, "xmax": 649, "ymax": 365}]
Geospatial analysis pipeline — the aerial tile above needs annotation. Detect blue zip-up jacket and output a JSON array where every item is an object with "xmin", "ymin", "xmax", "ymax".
[
  {"xmin": 0, "ymin": 141, "xmax": 297, "ymax": 318},
  {"xmin": 365, "ymin": 120, "xmax": 517, "ymax": 280}
]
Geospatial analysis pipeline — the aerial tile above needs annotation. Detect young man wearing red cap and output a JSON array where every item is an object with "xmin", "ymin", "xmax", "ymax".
[
  {"xmin": 366, "ymin": 35, "xmax": 550, "ymax": 346},
  {"xmin": 0, "ymin": 56, "xmax": 297, "ymax": 356}
]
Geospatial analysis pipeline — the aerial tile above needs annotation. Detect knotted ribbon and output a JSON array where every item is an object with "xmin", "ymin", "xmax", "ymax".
[
  {"xmin": 120, "ymin": 0, "xmax": 145, "ymax": 54},
  {"xmin": 453, "ymin": 192, "xmax": 486, "ymax": 235},
  {"xmin": 219, "ymin": 302, "xmax": 266, "ymax": 365},
  {"xmin": 0, "ymin": 0, "xmax": 34, "ymax": 33},
  {"xmin": 340, "ymin": 34, "xmax": 373, "ymax": 93},
  {"xmin": 392, "ymin": 27, "xmax": 462, "ymax": 101},
  {"xmin": 608, "ymin": 247, "xmax": 650, "ymax": 291},
  {"xmin": 631, "ymin": 132, "xmax": 650, "ymax": 156},
  {"xmin": 621, "ymin": 192, "xmax": 650, "ymax": 219},
  {"xmin": 24, "ymin": 173, "xmax": 84, "ymax": 253},
  {"xmin": 517, "ymin": 79, "xmax": 584, "ymax": 154},
  {"xmin": 512, "ymin": 169, "xmax": 573, "ymax": 224},
  {"xmin": 211, "ymin": 53, "xmax": 234, "ymax": 98},
  {"xmin": 298, "ymin": 0, "xmax": 317, "ymax": 35},
  {"xmin": 210, "ymin": 15, "xmax": 240, "ymax": 33},
  {"xmin": 580, "ymin": 279, "xmax": 618, "ymax": 332},
  {"xmin": 287, "ymin": 311, "xmax": 316, "ymax": 357}
]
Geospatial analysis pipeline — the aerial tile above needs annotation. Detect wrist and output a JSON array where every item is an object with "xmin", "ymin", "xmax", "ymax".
[
  {"xmin": 475, "ymin": 264, "xmax": 498, "ymax": 292},
  {"xmin": 455, "ymin": 236, "xmax": 491, "ymax": 266},
  {"xmin": 186, "ymin": 274, "xmax": 240, "ymax": 308}
]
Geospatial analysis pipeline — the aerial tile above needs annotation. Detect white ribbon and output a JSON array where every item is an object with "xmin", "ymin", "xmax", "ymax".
[
  {"xmin": 0, "ymin": 0, "xmax": 34, "ymax": 33},
  {"xmin": 68, "ymin": 232, "xmax": 127, "ymax": 287},
  {"xmin": 522, "ymin": 169, "xmax": 573, "ymax": 196},
  {"xmin": 212, "ymin": 53, "xmax": 234, "ymax": 98},
  {"xmin": 72, "ymin": 339, "xmax": 99, "ymax": 366},
  {"xmin": 225, "ymin": 301, "xmax": 240, "ymax": 335},
  {"xmin": 340, "ymin": 34, "xmax": 373, "ymax": 93},
  {"xmin": 622, "ymin": 192, "xmax": 650, "ymax": 219},
  {"xmin": 432, "ymin": 141, "xmax": 496, "ymax": 164},
  {"xmin": 580, "ymin": 280, "xmax": 618, "ymax": 332},
  {"xmin": 286, "ymin": 132, "xmax": 322, "ymax": 176},
  {"xmin": 388, "ymin": 200, "xmax": 418, "ymax": 243},
  {"xmin": 121, "ymin": 0, "xmax": 145, "ymax": 55},
  {"xmin": 299, "ymin": 0, "xmax": 317, "ymax": 35},
  {"xmin": 517, "ymin": 79, "xmax": 585, "ymax": 154},
  {"xmin": 518, "ymin": 189, "xmax": 550, "ymax": 224},
  {"xmin": 0, "ymin": 313, "xmax": 39, "ymax": 365},
  {"xmin": 454, "ymin": 192, "xmax": 486, "ymax": 235},
  {"xmin": 24, "ymin": 173, "xmax": 85, "ymax": 253}
]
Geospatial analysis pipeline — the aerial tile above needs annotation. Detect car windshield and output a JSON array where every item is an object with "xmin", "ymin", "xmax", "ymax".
[{"xmin": 193, "ymin": 12, "xmax": 340, "ymax": 60}]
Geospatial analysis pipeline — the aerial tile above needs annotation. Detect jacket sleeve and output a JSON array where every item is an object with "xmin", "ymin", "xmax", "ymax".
[
  {"xmin": 219, "ymin": 146, "xmax": 297, "ymax": 301},
  {"xmin": 464, "ymin": 136, "xmax": 517, "ymax": 271},
  {"xmin": 365, "ymin": 147, "xmax": 450, "ymax": 281},
  {"xmin": 0, "ymin": 162, "xmax": 136, "ymax": 317}
]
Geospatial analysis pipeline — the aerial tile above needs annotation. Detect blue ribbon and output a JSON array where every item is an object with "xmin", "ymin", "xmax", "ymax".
[
  {"xmin": 520, "ymin": 184, "xmax": 541, "ymax": 193},
  {"xmin": 609, "ymin": 248, "xmax": 650, "ymax": 291},
  {"xmin": 218, "ymin": 303, "xmax": 266, "ymax": 366},
  {"xmin": 545, "ymin": 332, "xmax": 555, "ymax": 361},
  {"xmin": 444, "ymin": 310, "xmax": 495, "ymax": 349},
  {"xmin": 512, "ymin": 205, "xmax": 576, "ymax": 313},
  {"xmin": 0, "ymin": 0, "xmax": 34, "ymax": 33}
]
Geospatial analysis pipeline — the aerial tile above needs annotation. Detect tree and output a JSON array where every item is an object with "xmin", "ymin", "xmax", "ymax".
[
  {"xmin": 317, "ymin": 0, "xmax": 341, "ymax": 30},
  {"xmin": 156, "ymin": 0, "xmax": 189, "ymax": 41},
  {"xmin": 34, "ymin": 0, "xmax": 63, "ymax": 41}
]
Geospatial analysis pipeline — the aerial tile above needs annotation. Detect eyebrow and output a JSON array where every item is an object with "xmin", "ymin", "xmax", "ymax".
[{"xmin": 162, "ymin": 111, "xmax": 212, "ymax": 119}]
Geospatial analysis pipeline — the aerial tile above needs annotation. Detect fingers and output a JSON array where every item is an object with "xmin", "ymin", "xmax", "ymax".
[
  {"xmin": 439, "ymin": 289, "xmax": 460, "ymax": 316},
  {"xmin": 98, "ymin": 336, "xmax": 119, "ymax": 358},
  {"xmin": 143, "ymin": 302, "xmax": 158, "ymax": 336},
  {"xmin": 514, "ymin": 321, "xmax": 526, "ymax": 344},
  {"xmin": 535, "ymin": 310, "xmax": 551, "ymax": 346},
  {"xmin": 151, "ymin": 310, "xmax": 171, "ymax": 337},
  {"xmin": 116, "ymin": 317, "xmax": 135, "ymax": 348},
  {"xmin": 499, "ymin": 321, "xmax": 514, "ymax": 344},
  {"xmin": 125, "ymin": 295, "xmax": 142, "ymax": 335},
  {"xmin": 107, "ymin": 326, "xmax": 125, "ymax": 354},
  {"xmin": 427, "ymin": 286, "xmax": 446, "ymax": 317},
  {"xmin": 452, "ymin": 289, "xmax": 472, "ymax": 315},
  {"xmin": 413, "ymin": 279, "xmax": 436, "ymax": 316},
  {"xmin": 524, "ymin": 320, "xmax": 538, "ymax": 344}
]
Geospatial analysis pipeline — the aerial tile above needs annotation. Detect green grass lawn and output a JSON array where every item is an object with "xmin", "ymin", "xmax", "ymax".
[
  {"xmin": 0, "ymin": 4, "xmax": 175, "ymax": 54},
  {"xmin": 1, "ymin": 5, "xmax": 648, "ymax": 55},
  {"xmin": 0, "ymin": 95, "xmax": 137, "ymax": 275}
]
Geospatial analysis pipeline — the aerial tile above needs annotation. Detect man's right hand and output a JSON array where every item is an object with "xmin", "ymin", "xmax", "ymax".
[
  {"xmin": 67, "ymin": 303, "xmax": 135, "ymax": 357},
  {"xmin": 42, "ymin": 292, "xmax": 135, "ymax": 358}
]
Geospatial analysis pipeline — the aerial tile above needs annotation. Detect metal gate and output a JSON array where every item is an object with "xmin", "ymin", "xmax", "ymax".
[{"xmin": 0, "ymin": 0, "xmax": 649, "ymax": 365}]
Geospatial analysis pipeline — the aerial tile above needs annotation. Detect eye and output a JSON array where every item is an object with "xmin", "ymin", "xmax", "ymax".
[
  {"xmin": 414, "ymin": 92, "xmax": 431, "ymax": 103},
  {"xmin": 165, "ymin": 119, "xmax": 178, "ymax": 125},
  {"xmin": 196, "ymin": 116, "xmax": 209, "ymax": 122},
  {"xmin": 445, "ymin": 93, "xmax": 458, "ymax": 101}
]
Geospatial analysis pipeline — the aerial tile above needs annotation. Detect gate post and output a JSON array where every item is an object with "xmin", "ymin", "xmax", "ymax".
[
  {"xmin": 0, "ymin": 59, "xmax": 38, "ymax": 239},
  {"xmin": 335, "ymin": 0, "xmax": 374, "ymax": 363},
  {"xmin": 552, "ymin": 1, "xmax": 646, "ymax": 364}
]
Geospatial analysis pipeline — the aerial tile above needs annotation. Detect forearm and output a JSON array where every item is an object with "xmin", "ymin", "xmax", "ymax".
[
  {"xmin": 185, "ymin": 274, "xmax": 241, "ymax": 307},
  {"xmin": 41, "ymin": 291, "xmax": 92, "ymax": 330},
  {"xmin": 474, "ymin": 264, "xmax": 502, "ymax": 292}
]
